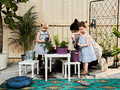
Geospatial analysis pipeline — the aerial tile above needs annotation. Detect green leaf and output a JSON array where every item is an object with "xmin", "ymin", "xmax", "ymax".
[
  {"xmin": 8, "ymin": 17, "xmax": 15, "ymax": 30},
  {"xmin": 113, "ymin": 46, "xmax": 120, "ymax": 50},
  {"xmin": 6, "ymin": 11, "xmax": 13, "ymax": 17},
  {"xmin": 113, "ymin": 27, "xmax": 120, "ymax": 36},
  {"xmin": 4, "ymin": 16, "xmax": 10, "ymax": 24},
  {"xmin": 112, "ymin": 50, "xmax": 120, "ymax": 56},
  {"xmin": 10, "ymin": 2, "xmax": 18, "ymax": 11},
  {"xmin": 60, "ymin": 41, "xmax": 69, "ymax": 48},
  {"xmin": 17, "ymin": 0, "xmax": 28, "ymax": 3},
  {"xmin": 0, "ymin": 0, "xmax": 9, "ymax": 4},
  {"xmin": 9, "ymin": 23, "xmax": 15, "ymax": 30},
  {"xmin": 113, "ymin": 31, "xmax": 120, "ymax": 37},
  {"xmin": 13, "ymin": 15, "xmax": 22, "ymax": 20},
  {"xmin": 53, "ymin": 34, "xmax": 60, "ymax": 47}
]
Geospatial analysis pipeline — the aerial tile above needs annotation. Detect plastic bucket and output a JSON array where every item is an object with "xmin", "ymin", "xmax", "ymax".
[
  {"xmin": 25, "ymin": 51, "xmax": 35, "ymax": 60},
  {"xmin": 71, "ymin": 50, "xmax": 80, "ymax": 62}
]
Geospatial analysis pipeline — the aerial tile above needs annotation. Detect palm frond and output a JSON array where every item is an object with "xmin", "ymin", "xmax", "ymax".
[
  {"xmin": 10, "ymin": 6, "xmax": 38, "ymax": 53},
  {"xmin": 53, "ymin": 34, "xmax": 60, "ymax": 47},
  {"xmin": 113, "ymin": 27, "xmax": 120, "ymax": 38}
]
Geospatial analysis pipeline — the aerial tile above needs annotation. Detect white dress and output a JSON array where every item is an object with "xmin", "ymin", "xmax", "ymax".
[
  {"xmin": 79, "ymin": 34, "xmax": 97, "ymax": 63},
  {"xmin": 34, "ymin": 31, "xmax": 49, "ymax": 55}
]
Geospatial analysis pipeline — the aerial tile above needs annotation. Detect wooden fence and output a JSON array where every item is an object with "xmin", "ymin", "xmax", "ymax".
[{"xmin": 2, "ymin": 0, "xmax": 120, "ymax": 62}]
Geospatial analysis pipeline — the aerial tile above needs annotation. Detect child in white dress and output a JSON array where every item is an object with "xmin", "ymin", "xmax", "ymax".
[
  {"xmin": 72, "ymin": 21, "xmax": 97, "ymax": 74},
  {"xmin": 34, "ymin": 22, "xmax": 50, "ymax": 69}
]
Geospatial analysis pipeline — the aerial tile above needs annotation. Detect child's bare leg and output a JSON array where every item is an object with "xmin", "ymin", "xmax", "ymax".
[
  {"xmin": 81, "ymin": 63, "xmax": 88, "ymax": 75},
  {"xmin": 83, "ymin": 63, "xmax": 85, "ymax": 71},
  {"xmin": 84, "ymin": 62, "xmax": 88, "ymax": 72}
]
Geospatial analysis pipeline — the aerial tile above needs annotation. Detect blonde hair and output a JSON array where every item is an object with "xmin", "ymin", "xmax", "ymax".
[{"xmin": 40, "ymin": 21, "xmax": 49, "ymax": 27}]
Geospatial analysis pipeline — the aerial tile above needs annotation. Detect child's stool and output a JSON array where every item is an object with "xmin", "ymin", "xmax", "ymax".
[{"xmin": 61, "ymin": 60, "xmax": 80, "ymax": 78}]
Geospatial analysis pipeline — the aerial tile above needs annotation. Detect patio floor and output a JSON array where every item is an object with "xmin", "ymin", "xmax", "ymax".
[{"xmin": 1, "ymin": 63, "xmax": 120, "ymax": 84}]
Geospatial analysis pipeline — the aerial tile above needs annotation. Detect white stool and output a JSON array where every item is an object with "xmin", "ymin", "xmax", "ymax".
[
  {"xmin": 61, "ymin": 60, "xmax": 80, "ymax": 78},
  {"xmin": 19, "ymin": 60, "xmax": 39, "ymax": 78}
]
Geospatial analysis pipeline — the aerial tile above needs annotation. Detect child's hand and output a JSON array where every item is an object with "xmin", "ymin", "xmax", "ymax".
[
  {"xmin": 77, "ymin": 43, "xmax": 81, "ymax": 47},
  {"xmin": 71, "ymin": 34, "xmax": 75, "ymax": 39},
  {"xmin": 49, "ymin": 38, "xmax": 52, "ymax": 42},
  {"xmin": 39, "ymin": 40, "xmax": 45, "ymax": 43}
]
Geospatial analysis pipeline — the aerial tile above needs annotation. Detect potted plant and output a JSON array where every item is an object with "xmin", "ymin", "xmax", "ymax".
[
  {"xmin": 112, "ymin": 27, "xmax": 120, "ymax": 67},
  {"xmin": 0, "ymin": 0, "xmax": 28, "ymax": 70},
  {"xmin": 10, "ymin": 6, "xmax": 38, "ymax": 60},
  {"xmin": 0, "ymin": 51, "xmax": 9, "ymax": 70},
  {"xmin": 53, "ymin": 34, "xmax": 69, "ymax": 54},
  {"xmin": 98, "ymin": 31, "xmax": 115, "ymax": 66},
  {"xmin": 41, "ymin": 38, "xmax": 55, "ymax": 54}
]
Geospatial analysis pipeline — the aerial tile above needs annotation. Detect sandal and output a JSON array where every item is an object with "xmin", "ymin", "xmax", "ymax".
[
  {"xmin": 81, "ymin": 71, "xmax": 88, "ymax": 75},
  {"xmin": 77, "ymin": 80, "xmax": 90, "ymax": 86},
  {"xmin": 80, "ymin": 69, "xmax": 84, "ymax": 72}
]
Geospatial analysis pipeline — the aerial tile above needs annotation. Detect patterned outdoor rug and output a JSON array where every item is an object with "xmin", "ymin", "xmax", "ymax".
[{"xmin": 1, "ymin": 79, "xmax": 120, "ymax": 90}]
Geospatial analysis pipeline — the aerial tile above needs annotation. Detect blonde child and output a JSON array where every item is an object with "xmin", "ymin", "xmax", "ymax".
[{"xmin": 34, "ymin": 22, "xmax": 50, "ymax": 69}]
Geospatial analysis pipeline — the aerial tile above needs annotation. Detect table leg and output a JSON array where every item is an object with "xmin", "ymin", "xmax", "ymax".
[
  {"xmin": 62, "ymin": 62, "xmax": 64, "ymax": 74},
  {"xmin": 25, "ymin": 65, "xmax": 27, "ymax": 74},
  {"xmin": 37, "ymin": 62, "xmax": 39, "ymax": 74},
  {"xmin": 75, "ymin": 64, "xmax": 76, "ymax": 74},
  {"xmin": 78, "ymin": 63, "xmax": 80, "ymax": 78},
  {"xmin": 50, "ymin": 57, "xmax": 52, "ymax": 72},
  {"xmin": 68, "ymin": 57, "xmax": 71, "ymax": 81},
  {"xmin": 45, "ymin": 57, "xmax": 48, "ymax": 81},
  {"xmin": 32, "ymin": 64, "xmax": 34, "ymax": 78},
  {"xmin": 19, "ymin": 64, "xmax": 21, "ymax": 76},
  {"xmin": 65, "ymin": 64, "xmax": 67, "ymax": 78}
]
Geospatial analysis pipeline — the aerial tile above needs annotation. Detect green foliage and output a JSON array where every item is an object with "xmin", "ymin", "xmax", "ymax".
[
  {"xmin": 41, "ymin": 40, "xmax": 54, "ymax": 52},
  {"xmin": 9, "ymin": 6, "xmax": 38, "ymax": 53},
  {"xmin": 112, "ymin": 27, "xmax": 120, "ymax": 56},
  {"xmin": 0, "ymin": 0, "xmax": 28, "ymax": 30},
  {"xmin": 53, "ymin": 34, "xmax": 60, "ymax": 47},
  {"xmin": 60, "ymin": 41, "xmax": 69, "ymax": 48},
  {"xmin": 53, "ymin": 34, "xmax": 69, "ymax": 48},
  {"xmin": 98, "ymin": 31, "xmax": 115, "ymax": 57},
  {"xmin": 112, "ymin": 27, "xmax": 120, "ymax": 38}
]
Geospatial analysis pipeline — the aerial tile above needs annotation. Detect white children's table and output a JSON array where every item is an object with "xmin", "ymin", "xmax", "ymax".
[
  {"xmin": 19, "ymin": 60, "xmax": 39, "ymax": 78},
  {"xmin": 44, "ymin": 53, "xmax": 71, "ymax": 81}
]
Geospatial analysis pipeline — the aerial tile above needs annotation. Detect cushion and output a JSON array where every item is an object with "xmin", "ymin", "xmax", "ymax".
[{"xmin": 7, "ymin": 76, "xmax": 32, "ymax": 89}]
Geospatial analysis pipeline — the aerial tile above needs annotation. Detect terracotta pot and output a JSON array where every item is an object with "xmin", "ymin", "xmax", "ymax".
[
  {"xmin": 21, "ymin": 54, "xmax": 26, "ymax": 61},
  {"xmin": 47, "ymin": 47, "xmax": 55, "ymax": 54},
  {"xmin": 114, "ymin": 59, "xmax": 119, "ymax": 62}
]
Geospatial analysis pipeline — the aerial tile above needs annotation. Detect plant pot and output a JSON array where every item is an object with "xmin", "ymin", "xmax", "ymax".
[
  {"xmin": 48, "ymin": 47, "xmax": 55, "ymax": 54},
  {"xmin": 21, "ymin": 54, "xmax": 26, "ymax": 61},
  {"xmin": 107, "ymin": 56, "xmax": 114, "ymax": 66},
  {"xmin": 0, "ymin": 53, "xmax": 9, "ymax": 70},
  {"xmin": 114, "ymin": 59, "xmax": 119, "ymax": 62},
  {"xmin": 56, "ymin": 47, "xmax": 68, "ymax": 54},
  {"xmin": 71, "ymin": 50, "xmax": 80, "ymax": 62},
  {"xmin": 98, "ymin": 57, "xmax": 108, "ymax": 71}
]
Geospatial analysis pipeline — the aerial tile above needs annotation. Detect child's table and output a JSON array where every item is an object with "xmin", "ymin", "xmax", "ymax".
[{"xmin": 44, "ymin": 53, "xmax": 71, "ymax": 81}]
